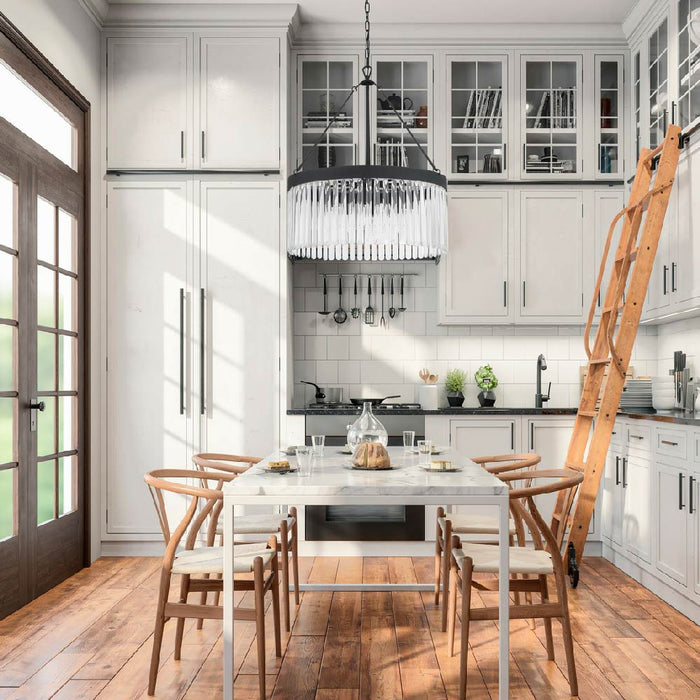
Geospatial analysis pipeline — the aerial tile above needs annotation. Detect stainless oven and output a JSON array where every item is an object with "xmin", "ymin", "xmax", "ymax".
[{"xmin": 304, "ymin": 413, "xmax": 425, "ymax": 541}]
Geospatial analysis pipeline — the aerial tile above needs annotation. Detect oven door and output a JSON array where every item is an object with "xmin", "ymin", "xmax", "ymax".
[{"xmin": 305, "ymin": 505, "xmax": 426, "ymax": 541}]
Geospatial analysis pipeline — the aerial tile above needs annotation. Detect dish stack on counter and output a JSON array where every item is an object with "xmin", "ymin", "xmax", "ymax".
[
  {"xmin": 651, "ymin": 376, "xmax": 676, "ymax": 411},
  {"xmin": 619, "ymin": 378, "xmax": 653, "ymax": 410}
]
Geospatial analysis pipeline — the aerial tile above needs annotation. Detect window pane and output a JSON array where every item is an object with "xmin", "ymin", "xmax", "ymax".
[
  {"xmin": 0, "ymin": 398, "xmax": 15, "ymax": 465},
  {"xmin": 37, "ymin": 459, "xmax": 55, "ymax": 524},
  {"xmin": 0, "ymin": 173, "xmax": 16, "ymax": 250},
  {"xmin": 0, "ymin": 325, "xmax": 14, "ymax": 391},
  {"xmin": 58, "ymin": 335, "xmax": 76, "ymax": 391},
  {"xmin": 58, "ymin": 456, "xmax": 76, "ymax": 516},
  {"xmin": 58, "ymin": 209, "xmax": 76, "ymax": 272},
  {"xmin": 0, "ymin": 60, "xmax": 74, "ymax": 169},
  {"xmin": 0, "ymin": 252, "xmax": 15, "ymax": 320},
  {"xmin": 37, "ymin": 331, "xmax": 56, "ymax": 391},
  {"xmin": 37, "ymin": 197, "xmax": 55, "ymax": 265},
  {"xmin": 58, "ymin": 274, "xmax": 76, "ymax": 331},
  {"xmin": 37, "ymin": 396, "xmax": 56, "ymax": 457},
  {"xmin": 37, "ymin": 266, "xmax": 55, "ymax": 327},
  {"xmin": 59, "ymin": 396, "xmax": 76, "ymax": 453},
  {"xmin": 0, "ymin": 468, "xmax": 16, "ymax": 539}
]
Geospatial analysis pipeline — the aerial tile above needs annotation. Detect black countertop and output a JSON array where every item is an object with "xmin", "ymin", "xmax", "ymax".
[
  {"xmin": 287, "ymin": 407, "xmax": 579, "ymax": 416},
  {"xmin": 617, "ymin": 409, "xmax": 700, "ymax": 427}
]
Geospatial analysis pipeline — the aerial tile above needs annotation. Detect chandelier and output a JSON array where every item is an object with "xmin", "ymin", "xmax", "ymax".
[{"xmin": 287, "ymin": 1, "xmax": 448, "ymax": 261}]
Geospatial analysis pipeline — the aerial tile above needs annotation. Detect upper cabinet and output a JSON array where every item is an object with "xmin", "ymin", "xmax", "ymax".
[
  {"xmin": 648, "ymin": 18, "xmax": 670, "ymax": 149},
  {"xmin": 677, "ymin": 0, "xmax": 700, "ymax": 130},
  {"xmin": 521, "ymin": 55, "xmax": 582, "ymax": 179},
  {"xmin": 106, "ymin": 36, "xmax": 192, "ymax": 169},
  {"xmin": 447, "ymin": 55, "xmax": 508, "ymax": 180},
  {"xmin": 595, "ymin": 56, "xmax": 624, "ymax": 178},
  {"xmin": 106, "ymin": 34, "xmax": 281, "ymax": 170}
]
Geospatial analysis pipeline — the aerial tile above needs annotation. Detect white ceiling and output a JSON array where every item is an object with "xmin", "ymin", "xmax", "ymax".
[{"xmin": 109, "ymin": 0, "xmax": 640, "ymax": 26}]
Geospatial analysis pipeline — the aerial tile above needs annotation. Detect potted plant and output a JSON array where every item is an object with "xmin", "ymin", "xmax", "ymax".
[
  {"xmin": 475, "ymin": 365, "xmax": 498, "ymax": 407},
  {"xmin": 445, "ymin": 368, "xmax": 467, "ymax": 407}
]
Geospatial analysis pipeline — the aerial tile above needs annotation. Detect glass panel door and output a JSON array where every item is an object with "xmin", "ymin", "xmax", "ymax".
[
  {"xmin": 649, "ymin": 18, "xmax": 669, "ymax": 148},
  {"xmin": 448, "ymin": 56, "xmax": 507, "ymax": 179},
  {"xmin": 522, "ymin": 56, "xmax": 581, "ymax": 178},
  {"xmin": 678, "ymin": 0, "xmax": 700, "ymax": 129},
  {"xmin": 595, "ymin": 56, "xmax": 623, "ymax": 178},
  {"xmin": 634, "ymin": 50, "xmax": 642, "ymax": 160}
]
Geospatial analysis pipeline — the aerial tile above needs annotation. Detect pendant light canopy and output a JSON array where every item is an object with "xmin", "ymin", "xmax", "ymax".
[{"xmin": 287, "ymin": 2, "xmax": 448, "ymax": 261}]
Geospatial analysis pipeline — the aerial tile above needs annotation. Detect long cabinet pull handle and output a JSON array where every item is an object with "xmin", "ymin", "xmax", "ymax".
[
  {"xmin": 200, "ymin": 288, "xmax": 205, "ymax": 416},
  {"xmin": 522, "ymin": 281, "xmax": 526, "ymax": 307},
  {"xmin": 503, "ymin": 281, "xmax": 507, "ymax": 307},
  {"xmin": 180, "ymin": 131, "xmax": 184, "ymax": 159},
  {"xmin": 510, "ymin": 423, "xmax": 515, "ymax": 450},
  {"xmin": 660, "ymin": 439, "xmax": 679, "ymax": 446},
  {"xmin": 201, "ymin": 131, "xmax": 206, "ymax": 161},
  {"xmin": 622, "ymin": 457, "xmax": 627, "ymax": 488},
  {"xmin": 671, "ymin": 262, "xmax": 677, "ymax": 292},
  {"xmin": 615, "ymin": 456, "xmax": 620, "ymax": 485},
  {"xmin": 630, "ymin": 434, "xmax": 645, "ymax": 440},
  {"xmin": 179, "ymin": 288, "xmax": 185, "ymax": 415},
  {"xmin": 502, "ymin": 143, "xmax": 507, "ymax": 170},
  {"xmin": 671, "ymin": 101, "xmax": 677, "ymax": 125},
  {"xmin": 663, "ymin": 265, "xmax": 668, "ymax": 295},
  {"xmin": 690, "ymin": 476, "xmax": 696, "ymax": 515},
  {"xmin": 529, "ymin": 423, "xmax": 534, "ymax": 451},
  {"xmin": 679, "ymin": 472, "xmax": 685, "ymax": 510}
]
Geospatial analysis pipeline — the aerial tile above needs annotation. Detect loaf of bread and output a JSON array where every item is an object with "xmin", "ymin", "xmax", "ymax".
[{"xmin": 352, "ymin": 442, "xmax": 391, "ymax": 469}]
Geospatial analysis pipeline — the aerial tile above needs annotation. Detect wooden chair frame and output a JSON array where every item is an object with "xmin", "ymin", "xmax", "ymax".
[
  {"xmin": 144, "ymin": 468, "xmax": 281, "ymax": 699},
  {"xmin": 434, "ymin": 453, "xmax": 541, "ymax": 631},
  {"xmin": 447, "ymin": 468, "xmax": 583, "ymax": 699}
]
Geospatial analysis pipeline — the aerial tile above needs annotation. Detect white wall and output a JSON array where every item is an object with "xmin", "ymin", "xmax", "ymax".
[
  {"xmin": 0, "ymin": 0, "xmax": 102, "ymax": 561},
  {"xmin": 292, "ymin": 261, "xmax": 659, "ymax": 409},
  {"xmin": 656, "ymin": 317, "xmax": 700, "ymax": 381}
]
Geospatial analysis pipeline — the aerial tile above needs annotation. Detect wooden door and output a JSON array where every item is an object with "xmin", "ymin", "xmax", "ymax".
[
  {"xmin": 440, "ymin": 191, "xmax": 511, "ymax": 322},
  {"xmin": 654, "ymin": 461, "xmax": 688, "ymax": 586},
  {"xmin": 199, "ymin": 37, "xmax": 279, "ymax": 169},
  {"xmin": 199, "ymin": 181, "xmax": 280, "ymax": 457},
  {"xmin": 0, "ymin": 27, "xmax": 88, "ymax": 617},
  {"xmin": 105, "ymin": 181, "xmax": 192, "ymax": 536},
  {"xmin": 622, "ymin": 453, "xmax": 652, "ymax": 563},
  {"xmin": 106, "ymin": 36, "xmax": 191, "ymax": 169},
  {"xmin": 519, "ymin": 191, "xmax": 584, "ymax": 320}
]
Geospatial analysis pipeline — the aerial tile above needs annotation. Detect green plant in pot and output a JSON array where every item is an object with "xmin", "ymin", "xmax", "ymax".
[
  {"xmin": 475, "ymin": 365, "xmax": 498, "ymax": 407},
  {"xmin": 445, "ymin": 368, "xmax": 467, "ymax": 407}
]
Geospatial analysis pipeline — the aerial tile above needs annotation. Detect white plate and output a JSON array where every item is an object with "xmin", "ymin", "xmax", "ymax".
[
  {"xmin": 263, "ymin": 466, "xmax": 298, "ymax": 474},
  {"xmin": 411, "ymin": 447, "xmax": 446, "ymax": 455},
  {"xmin": 420, "ymin": 465, "xmax": 463, "ymax": 473}
]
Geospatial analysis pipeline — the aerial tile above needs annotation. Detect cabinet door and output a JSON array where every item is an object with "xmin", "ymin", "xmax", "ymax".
[
  {"xmin": 594, "ymin": 56, "xmax": 624, "ymax": 179},
  {"xmin": 106, "ymin": 182, "xmax": 192, "ymax": 534},
  {"xmin": 654, "ymin": 462, "xmax": 688, "ymax": 586},
  {"xmin": 199, "ymin": 37, "xmax": 280, "ymax": 169},
  {"xmin": 675, "ymin": 143, "xmax": 700, "ymax": 306},
  {"xmin": 622, "ymin": 453, "xmax": 651, "ymax": 562},
  {"xmin": 593, "ymin": 190, "xmax": 625, "ymax": 316},
  {"xmin": 107, "ymin": 36, "xmax": 191, "ymax": 169},
  {"xmin": 602, "ymin": 450, "xmax": 623, "ymax": 543},
  {"xmin": 440, "ymin": 191, "xmax": 510, "ymax": 322},
  {"xmin": 645, "ymin": 186, "xmax": 673, "ymax": 315},
  {"xmin": 692, "ymin": 469, "xmax": 700, "ymax": 596},
  {"xmin": 520, "ymin": 191, "xmax": 584, "ymax": 319},
  {"xmin": 199, "ymin": 182, "xmax": 280, "ymax": 457}
]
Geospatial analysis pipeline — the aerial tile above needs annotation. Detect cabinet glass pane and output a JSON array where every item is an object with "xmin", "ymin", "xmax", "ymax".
[
  {"xmin": 450, "ymin": 59, "xmax": 504, "ymax": 176},
  {"xmin": 524, "ymin": 59, "xmax": 578, "ymax": 174},
  {"xmin": 37, "ymin": 397, "xmax": 56, "ymax": 458},
  {"xmin": 37, "ymin": 459, "xmax": 55, "ymax": 524},
  {"xmin": 0, "ymin": 173, "xmax": 16, "ymax": 250},
  {"xmin": 634, "ymin": 51, "xmax": 641, "ymax": 159},
  {"xmin": 598, "ymin": 59, "xmax": 621, "ymax": 176},
  {"xmin": 0, "ymin": 468, "xmax": 16, "ymax": 540},
  {"xmin": 649, "ymin": 19, "xmax": 668, "ymax": 148},
  {"xmin": 678, "ymin": 0, "xmax": 700, "ymax": 128},
  {"xmin": 0, "ymin": 398, "xmax": 15, "ymax": 465}
]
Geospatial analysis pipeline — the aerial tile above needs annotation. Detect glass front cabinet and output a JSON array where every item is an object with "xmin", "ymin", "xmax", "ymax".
[
  {"xmin": 520, "ymin": 55, "xmax": 582, "ymax": 178},
  {"xmin": 595, "ymin": 56, "xmax": 624, "ymax": 178},
  {"xmin": 447, "ymin": 55, "xmax": 508, "ymax": 180},
  {"xmin": 677, "ymin": 0, "xmax": 700, "ymax": 130}
]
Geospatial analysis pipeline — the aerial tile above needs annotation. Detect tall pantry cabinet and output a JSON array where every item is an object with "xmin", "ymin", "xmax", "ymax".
[{"xmin": 102, "ymin": 27, "xmax": 288, "ymax": 544}]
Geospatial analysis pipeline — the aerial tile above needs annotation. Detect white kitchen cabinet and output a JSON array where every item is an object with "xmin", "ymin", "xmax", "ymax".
[
  {"xmin": 106, "ymin": 36, "xmax": 192, "ymax": 169},
  {"xmin": 654, "ymin": 460, "xmax": 689, "ymax": 585},
  {"xmin": 602, "ymin": 448, "xmax": 624, "ymax": 546},
  {"xmin": 105, "ymin": 181, "xmax": 193, "ymax": 535},
  {"xmin": 519, "ymin": 191, "xmax": 585, "ymax": 321},
  {"xmin": 449, "ymin": 418, "xmax": 516, "ymax": 460},
  {"xmin": 622, "ymin": 452, "xmax": 652, "ymax": 563},
  {"xmin": 593, "ymin": 189, "xmax": 625, "ymax": 315},
  {"xmin": 674, "ymin": 142, "xmax": 700, "ymax": 306},
  {"xmin": 439, "ymin": 190, "xmax": 511, "ymax": 323},
  {"xmin": 692, "ymin": 465, "xmax": 700, "ymax": 596},
  {"xmin": 199, "ymin": 37, "xmax": 280, "ymax": 169},
  {"xmin": 199, "ymin": 181, "xmax": 280, "ymax": 456},
  {"xmin": 594, "ymin": 55, "xmax": 624, "ymax": 179}
]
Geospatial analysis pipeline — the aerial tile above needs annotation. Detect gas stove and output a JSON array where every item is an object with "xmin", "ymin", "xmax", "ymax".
[{"xmin": 306, "ymin": 402, "xmax": 421, "ymax": 411}]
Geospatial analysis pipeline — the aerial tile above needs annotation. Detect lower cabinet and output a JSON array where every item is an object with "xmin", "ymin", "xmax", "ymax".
[
  {"xmin": 654, "ymin": 461, "xmax": 688, "ymax": 586},
  {"xmin": 622, "ymin": 452, "xmax": 651, "ymax": 563}
]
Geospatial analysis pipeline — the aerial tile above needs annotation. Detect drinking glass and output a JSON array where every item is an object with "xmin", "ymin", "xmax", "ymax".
[
  {"xmin": 295, "ymin": 446, "xmax": 312, "ymax": 477},
  {"xmin": 403, "ymin": 430, "xmax": 416, "ymax": 453},
  {"xmin": 311, "ymin": 434, "xmax": 325, "ymax": 456},
  {"xmin": 417, "ymin": 439, "xmax": 432, "ymax": 466}
]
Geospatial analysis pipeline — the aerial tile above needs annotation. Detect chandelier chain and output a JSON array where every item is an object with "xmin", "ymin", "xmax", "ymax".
[{"xmin": 362, "ymin": 0, "xmax": 371, "ymax": 79}]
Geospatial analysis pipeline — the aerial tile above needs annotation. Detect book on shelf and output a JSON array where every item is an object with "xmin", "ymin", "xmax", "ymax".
[
  {"xmin": 462, "ymin": 86, "xmax": 502, "ymax": 129},
  {"xmin": 533, "ymin": 88, "xmax": 575, "ymax": 129},
  {"xmin": 376, "ymin": 138, "xmax": 408, "ymax": 167}
]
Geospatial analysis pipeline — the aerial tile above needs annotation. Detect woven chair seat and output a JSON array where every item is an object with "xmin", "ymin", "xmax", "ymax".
[
  {"xmin": 439, "ymin": 513, "xmax": 516, "ymax": 535},
  {"xmin": 172, "ymin": 543, "xmax": 274, "ymax": 575},
  {"xmin": 215, "ymin": 514, "xmax": 295, "ymax": 537},
  {"xmin": 454, "ymin": 543, "xmax": 553, "ymax": 575}
]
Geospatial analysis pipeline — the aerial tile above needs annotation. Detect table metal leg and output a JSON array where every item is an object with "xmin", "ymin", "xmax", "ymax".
[
  {"xmin": 498, "ymin": 497, "xmax": 510, "ymax": 698},
  {"xmin": 223, "ymin": 498, "xmax": 234, "ymax": 700}
]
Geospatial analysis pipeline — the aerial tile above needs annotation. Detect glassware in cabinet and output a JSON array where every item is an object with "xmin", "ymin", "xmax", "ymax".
[{"xmin": 595, "ymin": 55, "xmax": 624, "ymax": 178}]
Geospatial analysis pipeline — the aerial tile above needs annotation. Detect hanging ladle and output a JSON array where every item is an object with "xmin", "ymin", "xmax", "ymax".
[
  {"xmin": 351, "ymin": 275, "xmax": 361, "ymax": 319},
  {"xmin": 388, "ymin": 276, "xmax": 397, "ymax": 318},
  {"xmin": 333, "ymin": 276, "xmax": 347, "ymax": 324},
  {"xmin": 319, "ymin": 276, "xmax": 331, "ymax": 315},
  {"xmin": 398, "ymin": 275, "xmax": 407, "ymax": 312}
]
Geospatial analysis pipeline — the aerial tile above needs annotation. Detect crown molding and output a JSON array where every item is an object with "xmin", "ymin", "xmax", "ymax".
[
  {"xmin": 101, "ymin": 2, "xmax": 298, "ymax": 28},
  {"xmin": 622, "ymin": 0, "xmax": 669, "ymax": 45},
  {"xmin": 78, "ymin": 0, "xmax": 109, "ymax": 27}
]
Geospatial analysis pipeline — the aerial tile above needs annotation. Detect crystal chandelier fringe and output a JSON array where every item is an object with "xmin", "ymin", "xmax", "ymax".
[{"xmin": 287, "ymin": 176, "xmax": 448, "ymax": 261}]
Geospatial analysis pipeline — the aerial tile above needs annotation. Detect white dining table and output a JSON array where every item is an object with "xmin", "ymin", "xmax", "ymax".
[{"xmin": 222, "ymin": 447, "xmax": 511, "ymax": 699}]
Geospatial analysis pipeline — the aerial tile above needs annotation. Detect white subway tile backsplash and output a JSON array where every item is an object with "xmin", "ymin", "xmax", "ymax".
[
  {"xmin": 361, "ymin": 360, "xmax": 404, "ymax": 385},
  {"xmin": 305, "ymin": 336, "xmax": 326, "ymax": 360},
  {"xmin": 370, "ymin": 335, "xmax": 415, "ymax": 361},
  {"xmin": 481, "ymin": 336, "xmax": 504, "ymax": 360},
  {"xmin": 546, "ymin": 336, "xmax": 570, "ymax": 360},
  {"xmin": 327, "ymin": 336, "xmax": 349, "ymax": 360},
  {"xmin": 316, "ymin": 360, "xmax": 338, "ymax": 384},
  {"xmin": 293, "ymin": 335, "xmax": 305, "ymax": 360},
  {"xmin": 338, "ymin": 360, "xmax": 361, "ymax": 384},
  {"xmin": 414, "ymin": 336, "xmax": 438, "ymax": 361},
  {"xmin": 437, "ymin": 337, "xmax": 460, "ymax": 360},
  {"xmin": 294, "ymin": 312, "xmax": 316, "ymax": 336},
  {"xmin": 459, "ymin": 337, "xmax": 483, "ymax": 360},
  {"xmin": 295, "ymin": 264, "xmax": 317, "ymax": 288},
  {"xmin": 403, "ymin": 312, "xmax": 426, "ymax": 336},
  {"xmin": 414, "ymin": 287, "xmax": 437, "ymax": 312}
]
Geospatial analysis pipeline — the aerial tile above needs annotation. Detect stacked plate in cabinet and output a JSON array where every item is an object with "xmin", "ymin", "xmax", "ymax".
[{"xmin": 619, "ymin": 378, "xmax": 653, "ymax": 409}]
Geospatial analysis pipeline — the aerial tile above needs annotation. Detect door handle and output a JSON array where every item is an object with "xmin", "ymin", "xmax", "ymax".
[
  {"xmin": 522, "ymin": 281, "xmax": 526, "ymax": 307},
  {"xmin": 502, "ymin": 143, "xmax": 507, "ymax": 170},
  {"xmin": 200, "ymin": 288, "xmax": 205, "ymax": 416},
  {"xmin": 529, "ymin": 423, "xmax": 534, "ymax": 451},
  {"xmin": 29, "ymin": 399, "xmax": 45, "ymax": 432},
  {"xmin": 622, "ymin": 457, "xmax": 627, "ymax": 488},
  {"xmin": 679, "ymin": 472, "xmax": 685, "ymax": 510},
  {"xmin": 510, "ymin": 422, "xmax": 515, "ymax": 450},
  {"xmin": 671, "ymin": 262, "xmax": 677, "ymax": 292},
  {"xmin": 179, "ymin": 289, "xmax": 185, "ymax": 415},
  {"xmin": 615, "ymin": 456, "xmax": 620, "ymax": 485},
  {"xmin": 201, "ymin": 130, "xmax": 206, "ymax": 161},
  {"xmin": 180, "ymin": 130, "xmax": 184, "ymax": 160},
  {"xmin": 661, "ymin": 439, "xmax": 679, "ymax": 446},
  {"xmin": 663, "ymin": 265, "xmax": 668, "ymax": 295},
  {"xmin": 503, "ymin": 281, "xmax": 507, "ymax": 308},
  {"xmin": 690, "ymin": 476, "xmax": 696, "ymax": 514}
]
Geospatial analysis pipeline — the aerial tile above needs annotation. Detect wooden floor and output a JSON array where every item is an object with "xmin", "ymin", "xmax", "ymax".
[{"xmin": 0, "ymin": 556, "xmax": 699, "ymax": 699}]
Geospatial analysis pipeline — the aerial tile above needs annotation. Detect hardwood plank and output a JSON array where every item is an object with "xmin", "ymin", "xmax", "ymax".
[
  {"xmin": 314, "ymin": 691, "xmax": 359, "ymax": 700},
  {"xmin": 182, "ymin": 636, "xmax": 222, "ymax": 699},
  {"xmin": 292, "ymin": 592, "xmax": 332, "ymax": 637},
  {"xmin": 335, "ymin": 557, "xmax": 363, "ymax": 584},
  {"xmin": 272, "ymin": 635, "xmax": 324, "ymax": 700},
  {"xmin": 50, "ymin": 679, "xmax": 109, "ymax": 700},
  {"xmin": 318, "ymin": 638, "xmax": 360, "ymax": 689},
  {"xmin": 4, "ymin": 652, "xmax": 94, "ymax": 700},
  {"xmin": 359, "ymin": 614, "xmax": 402, "ymax": 700},
  {"xmin": 326, "ymin": 592, "xmax": 362, "ymax": 639},
  {"xmin": 308, "ymin": 558, "xmax": 340, "ymax": 584}
]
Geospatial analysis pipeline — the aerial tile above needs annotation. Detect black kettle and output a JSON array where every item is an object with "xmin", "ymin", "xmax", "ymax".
[{"xmin": 378, "ymin": 93, "xmax": 413, "ymax": 111}]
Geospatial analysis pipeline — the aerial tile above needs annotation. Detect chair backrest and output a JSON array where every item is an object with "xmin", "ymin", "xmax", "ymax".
[
  {"xmin": 471, "ymin": 453, "xmax": 541, "ymax": 474},
  {"xmin": 144, "ymin": 468, "xmax": 234, "ymax": 570},
  {"xmin": 192, "ymin": 452, "xmax": 261, "ymax": 475}
]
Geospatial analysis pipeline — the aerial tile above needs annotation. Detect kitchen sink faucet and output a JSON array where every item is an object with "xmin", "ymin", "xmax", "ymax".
[{"xmin": 535, "ymin": 354, "xmax": 551, "ymax": 408}]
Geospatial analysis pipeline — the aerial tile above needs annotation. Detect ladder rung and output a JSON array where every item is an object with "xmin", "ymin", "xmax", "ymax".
[
  {"xmin": 615, "ymin": 247, "xmax": 639, "ymax": 263},
  {"xmin": 601, "ymin": 301, "xmax": 625, "ymax": 313},
  {"xmin": 578, "ymin": 410, "xmax": 598, "ymax": 418},
  {"xmin": 565, "ymin": 461, "xmax": 586, "ymax": 472},
  {"xmin": 589, "ymin": 357, "xmax": 611, "ymax": 365}
]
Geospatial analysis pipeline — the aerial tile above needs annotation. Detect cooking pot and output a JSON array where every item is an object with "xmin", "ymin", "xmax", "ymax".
[{"xmin": 301, "ymin": 381, "xmax": 343, "ymax": 404}]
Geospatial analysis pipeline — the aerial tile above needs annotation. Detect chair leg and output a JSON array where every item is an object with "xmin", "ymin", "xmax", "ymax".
[
  {"xmin": 197, "ymin": 572, "xmax": 210, "ymax": 630},
  {"xmin": 254, "ymin": 556, "xmax": 266, "ymax": 700},
  {"xmin": 459, "ymin": 555, "xmax": 473, "ymax": 700},
  {"xmin": 270, "ymin": 546, "xmax": 282, "ymax": 657},
  {"xmin": 553, "ymin": 570, "xmax": 578, "ymax": 696},
  {"xmin": 212, "ymin": 532, "xmax": 224, "ymax": 608},
  {"xmin": 147, "ymin": 568, "xmax": 170, "ymax": 696},
  {"xmin": 290, "ymin": 507, "xmax": 300, "ymax": 606},
  {"xmin": 280, "ymin": 519, "xmax": 291, "ymax": 632},
  {"xmin": 174, "ymin": 573, "xmax": 191, "ymax": 661},
  {"xmin": 509, "ymin": 534, "xmax": 521, "ymax": 606},
  {"xmin": 540, "ymin": 575, "xmax": 554, "ymax": 660},
  {"xmin": 447, "ymin": 562, "xmax": 459, "ymax": 657},
  {"xmin": 435, "ymin": 507, "xmax": 444, "ymax": 606},
  {"xmin": 441, "ymin": 517, "xmax": 452, "ymax": 632}
]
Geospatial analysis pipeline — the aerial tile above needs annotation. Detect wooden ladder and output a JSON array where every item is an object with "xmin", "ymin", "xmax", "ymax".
[{"xmin": 552, "ymin": 124, "xmax": 682, "ymax": 582}]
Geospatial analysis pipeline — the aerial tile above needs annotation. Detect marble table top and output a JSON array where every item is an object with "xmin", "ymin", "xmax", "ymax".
[{"xmin": 223, "ymin": 447, "xmax": 508, "ymax": 497}]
